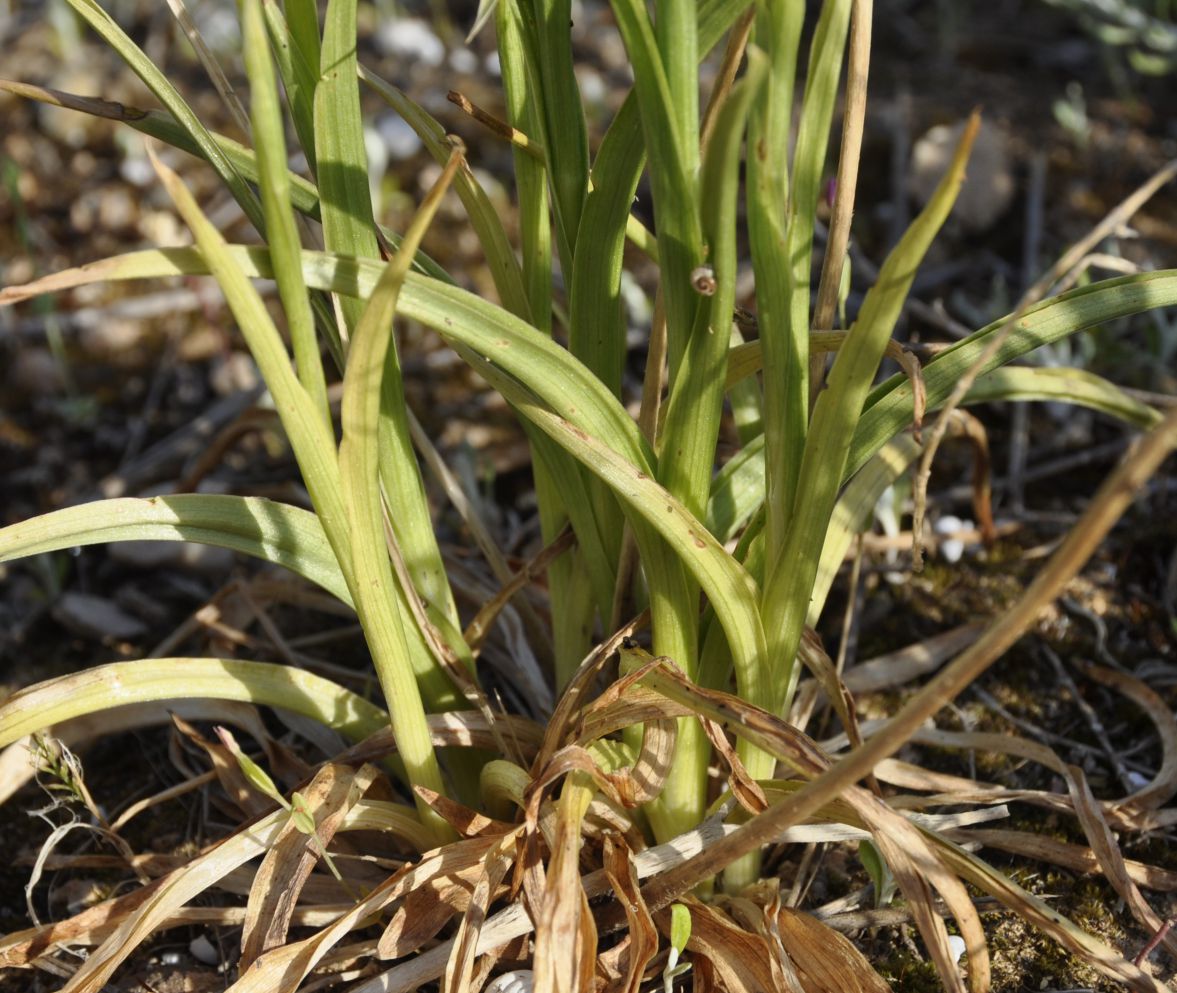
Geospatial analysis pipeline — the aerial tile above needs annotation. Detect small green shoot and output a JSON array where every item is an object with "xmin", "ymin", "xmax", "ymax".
[
  {"xmin": 215, "ymin": 726, "xmax": 346, "ymax": 884},
  {"xmin": 858, "ymin": 838, "xmax": 898, "ymax": 909},
  {"xmin": 663, "ymin": 902, "xmax": 693, "ymax": 993}
]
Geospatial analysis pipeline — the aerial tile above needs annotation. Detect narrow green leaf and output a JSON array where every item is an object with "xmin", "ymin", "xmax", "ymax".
[
  {"xmin": 761, "ymin": 115, "xmax": 980, "ymax": 714},
  {"xmin": 0, "ymin": 494, "xmax": 351, "ymax": 606},
  {"xmin": 149, "ymin": 154, "xmax": 353, "ymax": 588},
  {"xmin": 745, "ymin": 1, "xmax": 805, "ymax": 552},
  {"xmin": 497, "ymin": 0, "xmax": 552, "ymax": 331},
  {"xmin": 659, "ymin": 50, "xmax": 766, "ymax": 522},
  {"xmin": 278, "ymin": 0, "xmax": 321, "ymax": 169},
  {"xmin": 609, "ymin": 0, "xmax": 702, "ymax": 379},
  {"xmin": 851, "ymin": 270, "xmax": 1177, "ymax": 478},
  {"xmin": 521, "ymin": 0, "xmax": 588, "ymax": 271},
  {"xmin": 657, "ymin": 0, "xmax": 699, "ymax": 186},
  {"xmin": 242, "ymin": 0, "xmax": 329, "ymax": 427},
  {"xmin": 707, "ymin": 433, "xmax": 766, "ymax": 543},
  {"xmin": 809, "ymin": 434, "xmax": 920, "ymax": 626},
  {"xmin": 964, "ymin": 366, "xmax": 1162, "ymax": 429},
  {"xmin": 338, "ymin": 152, "xmax": 467, "ymax": 832},
  {"xmin": 360, "ymin": 67, "xmax": 532, "ymax": 322},
  {"xmin": 0, "ymin": 658, "xmax": 391, "ymax": 749},
  {"xmin": 63, "ymin": 0, "xmax": 266, "ymax": 233},
  {"xmin": 316, "ymin": 0, "xmax": 380, "ymax": 334}
]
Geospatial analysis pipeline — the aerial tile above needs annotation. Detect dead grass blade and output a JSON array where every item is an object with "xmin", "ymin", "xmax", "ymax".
[
  {"xmin": 598, "ymin": 833, "xmax": 659, "ymax": 993},
  {"xmin": 619, "ymin": 661, "xmax": 983, "ymax": 993},
  {"xmin": 1069, "ymin": 764, "xmax": 1177, "ymax": 959},
  {"xmin": 839, "ymin": 622, "xmax": 985, "ymax": 695},
  {"xmin": 348, "ymin": 816, "xmax": 734, "ymax": 993},
  {"xmin": 56, "ymin": 808, "xmax": 289, "ymax": 992},
  {"xmin": 1078, "ymin": 661, "xmax": 1177, "ymax": 814},
  {"xmin": 533, "ymin": 620, "xmax": 647, "ymax": 773},
  {"xmin": 239, "ymin": 762, "xmax": 380, "ymax": 969},
  {"xmin": 937, "ymin": 837, "xmax": 1166, "ymax": 992},
  {"xmin": 797, "ymin": 629, "xmax": 872, "ymax": 772},
  {"xmin": 701, "ymin": 716, "xmax": 769, "ymax": 814},
  {"xmin": 443, "ymin": 835, "xmax": 518, "ymax": 993},
  {"xmin": 670, "ymin": 897, "xmax": 793, "ymax": 993},
  {"xmin": 774, "ymin": 906, "xmax": 893, "ymax": 993},
  {"xmin": 532, "ymin": 769, "xmax": 598, "ymax": 993},
  {"xmin": 414, "ymin": 786, "xmax": 519, "ymax": 839},
  {"xmin": 378, "ymin": 836, "xmax": 502, "ymax": 958},
  {"xmin": 231, "ymin": 836, "xmax": 499, "ymax": 993},
  {"xmin": 170, "ymin": 713, "xmax": 275, "ymax": 818},
  {"xmin": 965, "ymin": 829, "xmax": 1177, "ymax": 890}
]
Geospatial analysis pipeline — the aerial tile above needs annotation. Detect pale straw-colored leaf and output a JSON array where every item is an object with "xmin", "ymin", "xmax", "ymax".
[{"xmin": 240, "ymin": 762, "xmax": 380, "ymax": 967}]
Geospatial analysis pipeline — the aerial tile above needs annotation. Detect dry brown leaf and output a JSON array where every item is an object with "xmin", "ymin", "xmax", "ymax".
[
  {"xmin": 533, "ymin": 622, "xmax": 646, "ymax": 774},
  {"xmin": 239, "ymin": 762, "xmax": 379, "ymax": 969},
  {"xmin": 1079, "ymin": 661, "xmax": 1177, "ymax": 814},
  {"xmin": 1067, "ymin": 762, "xmax": 1177, "ymax": 959},
  {"xmin": 378, "ymin": 837, "xmax": 500, "ymax": 958},
  {"xmin": 628, "ymin": 660, "xmax": 985, "ymax": 993},
  {"xmin": 700, "ymin": 717, "xmax": 768, "ymax": 814},
  {"xmin": 415, "ymin": 785, "xmax": 520, "ymax": 838},
  {"xmin": 966, "ymin": 829, "xmax": 1177, "ymax": 890},
  {"xmin": 937, "ymin": 838, "xmax": 1167, "ymax": 992},
  {"xmin": 533, "ymin": 770, "xmax": 597, "ymax": 993},
  {"xmin": 839, "ymin": 622, "xmax": 987, "ymax": 695},
  {"xmin": 664, "ymin": 897, "xmax": 786, "ymax": 993},
  {"xmin": 170, "ymin": 713, "xmax": 274, "ymax": 818},
  {"xmin": 232, "ymin": 836, "xmax": 501, "ymax": 993},
  {"xmin": 599, "ymin": 834, "xmax": 658, "ymax": 993},
  {"xmin": 775, "ymin": 908, "xmax": 892, "ymax": 993},
  {"xmin": 443, "ymin": 835, "xmax": 518, "ymax": 993},
  {"xmin": 54, "ymin": 808, "xmax": 290, "ymax": 992}
]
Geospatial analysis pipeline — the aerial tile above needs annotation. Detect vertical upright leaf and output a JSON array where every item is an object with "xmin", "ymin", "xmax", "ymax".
[
  {"xmin": 242, "ymin": 0, "xmax": 329, "ymax": 427},
  {"xmin": 338, "ymin": 151, "xmax": 469, "ymax": 841},
  {"xmin": 316, "ymin": 0, "xmax": 380, "ymax": 335},
  {"xmin": 747, "ymin": 1, "xmax": 804, "ymax": 557}
]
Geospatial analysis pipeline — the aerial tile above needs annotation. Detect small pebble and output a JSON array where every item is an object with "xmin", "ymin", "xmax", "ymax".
[
  {"xmin": 934, "ymin": 514, "xmax": 973, "ymax": 565},
  {"xmin": 909, "ymin": 119, "xmax": 1014, "ymax": 233},
  {"xmin": 159, "ymin": 951, "xmax": 182, "ymax": 966},
  {"xmin": 189, "ymin": 934, "xmax": 219, "ymax": 966},
  {"xmin": 376, "ymin": 114, "xmax": 423, "ymax": 161},
  {"xmin": 53, "ymin": 592, "xmax": 147, "ymax": 642},
  {"xmin": 375, "ymin": 18, "xmax": 445, "ymax": 67},
  {"xmin": 948, "ymin": 934, "xmax": 967, "ymax": 963},
  {"xmin": 448, "ymin": 47, "xmax": 478, "ymax": 74}
]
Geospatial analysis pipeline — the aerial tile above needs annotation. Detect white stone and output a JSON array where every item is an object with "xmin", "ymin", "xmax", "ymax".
[
  {"xmin": 909, "ymin": 119, "xmax": 1014, "ymax": 233},
  {"xmin": 53, "ymin": 593, "xmax": 147, "ymax": 642},
  {"xmin": 189, "ymin": 934, "xmax": 219, "ymax": 966},
  {"xmin": 375, "ymin": 18, "xmax": 445, "ymax": 67},
  {"xmin": 376, "ymin": 114, "xmax": 423, "ymax": 161}
]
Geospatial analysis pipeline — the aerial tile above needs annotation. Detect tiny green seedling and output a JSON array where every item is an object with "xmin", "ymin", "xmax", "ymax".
[
  {"xmin": 662, "ymin": 902, "xmax": 692, "ymax": 993},
  {"xmin": 858, "ymin": 838, "xmax": 898, "ymax": 909},
  {"xmin": 215, "ymin": 726, "xmax": 346, "ymax": 885}
]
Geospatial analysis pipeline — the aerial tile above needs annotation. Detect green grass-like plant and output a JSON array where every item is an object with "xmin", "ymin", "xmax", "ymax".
[{"xmin": 2, "ymin": 1, "xmax": 1177, "ymax": 990}]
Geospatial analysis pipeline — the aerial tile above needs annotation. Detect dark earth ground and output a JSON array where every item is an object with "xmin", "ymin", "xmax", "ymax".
[{"xmin": 1, "ymin": 0, "xmax": 1176, "ymax": 990}]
